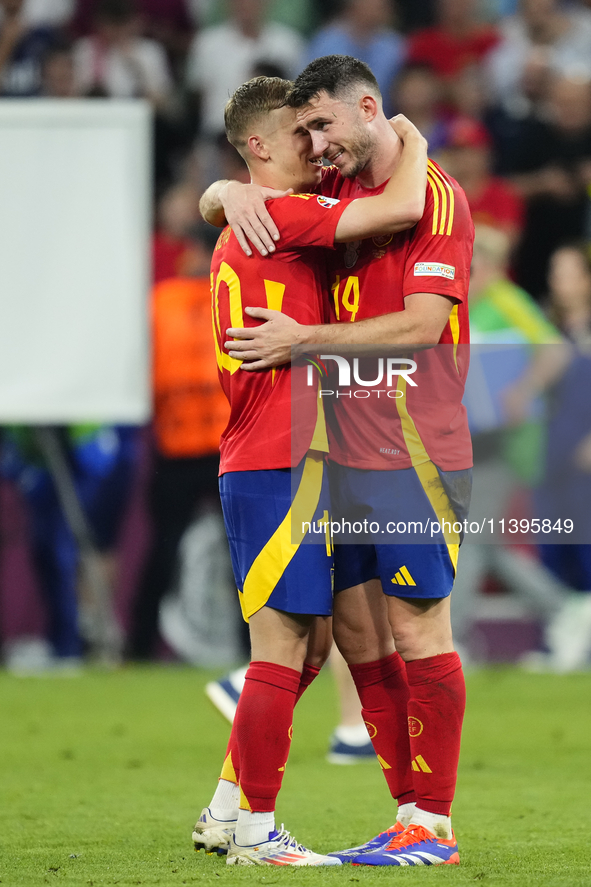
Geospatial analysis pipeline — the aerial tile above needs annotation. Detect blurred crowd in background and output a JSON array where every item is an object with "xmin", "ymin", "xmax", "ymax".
[{"xmin": 1, "ymin": 0, "xmax": 591, "ymax": 675}]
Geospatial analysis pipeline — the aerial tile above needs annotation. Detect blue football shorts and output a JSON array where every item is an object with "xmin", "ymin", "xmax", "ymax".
[
  {"xmin": 329, "ymin": 460, "xmax": 472, "ymax": 599},
  {"xmin": 219, "ymin": 452, "xmax": 333, "ymax": 622}
]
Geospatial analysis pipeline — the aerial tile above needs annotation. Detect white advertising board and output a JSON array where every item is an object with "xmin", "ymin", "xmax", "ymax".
[{"xmin": 0, "ymin": 100, "xmax": 151, "ymax": 423}]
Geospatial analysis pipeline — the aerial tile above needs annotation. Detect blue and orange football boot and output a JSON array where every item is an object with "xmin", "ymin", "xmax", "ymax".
[
  {"xmin": 327, "ymin": 820, "xmax": 406, "ymax": 863},
  {"xmin": 352, "ymin": 823, "xmax": 460, "ymax": 866}
]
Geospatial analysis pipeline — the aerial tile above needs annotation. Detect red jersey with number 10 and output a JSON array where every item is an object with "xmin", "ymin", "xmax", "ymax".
[
  {"xmin": 320, "ymin": 160, "xmax": 474, "ymax": 471},
  {"xmin": 211, "ymin": 192, "xmax": 350, "ymax": 474}
]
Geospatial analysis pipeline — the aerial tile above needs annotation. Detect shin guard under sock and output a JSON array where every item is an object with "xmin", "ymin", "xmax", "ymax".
[
  {"xmin": 235, "ymin": 661, "xmax": 301, "ymax": 813},
  {"xmin": 349, "ymin": 652, "xmax": 415, "ymax": 804},
  {"xmin": 406, "ymin": 652, "xmax": 466, "ymax": 816}
]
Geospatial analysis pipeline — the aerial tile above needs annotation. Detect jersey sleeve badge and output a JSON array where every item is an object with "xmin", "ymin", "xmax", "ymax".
[
  {"xmin": 413, "ymin": 262, "xmax": 456, "ymax": 280},
  {"xmin": 317, "ymin": 195, "xmax": 340, "ymax": 208}
]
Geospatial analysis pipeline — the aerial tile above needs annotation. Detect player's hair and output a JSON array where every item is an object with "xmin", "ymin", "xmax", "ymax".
[
  {"xmin": 225, "ymin": 76, "xmax": 292, "ymax": 156},
  {"xmin": 287, "ymin": 55, "xmax": 381, "ymax": 108}
]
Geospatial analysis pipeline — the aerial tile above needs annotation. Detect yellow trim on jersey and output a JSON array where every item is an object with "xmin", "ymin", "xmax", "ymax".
[
  {"xmin": 264, "ymin": 279, "xmax": 286, "ymax": 312},
  {"xmin": 436, "ymin": 171, "xmax": 448, "ymax": 236},
  {"xmin": 449, "ymin": 303, "xmax": 460, "ymax": 370},
  {"xmin": 427, "ymin": 172, "xmax": 441, "ymax": 236},
  {"xmin": 240, "ymin": 452, "xmax": 325, "ymax": 621},
  {"xmin": 264, "ymin": 278, "xmax": 286, "ymax": 386},
  {"xmin": 427, "ymin": 161, "xmax": 455, "ymax": 236},
  {"xmin": 394, "ymin": 377, "xmax": 460, "ymax": 573}
]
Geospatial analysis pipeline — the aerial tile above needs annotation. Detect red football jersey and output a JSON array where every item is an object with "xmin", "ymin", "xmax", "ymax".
[
  {"xmin": 212, "ymin": 192, "xmax": 350, "ymax": 474},
  {"xmin": 320, "ymin": 160, "xmax": 474, "ymax": 471}
]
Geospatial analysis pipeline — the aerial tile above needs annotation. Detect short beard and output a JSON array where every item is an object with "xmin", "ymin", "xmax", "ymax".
[{"xmin": 340, "ymin": 125, "xmax": 375, "ymax": 179}]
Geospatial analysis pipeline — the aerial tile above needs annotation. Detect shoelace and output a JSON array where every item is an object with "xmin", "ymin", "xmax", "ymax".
[
  {"xmin": 273, "ymin": 825, "xmax": 308, "ymax": 854},
  {"xmin": 384, "ymin": 824, "xmax": 435, "ymax": 852}
]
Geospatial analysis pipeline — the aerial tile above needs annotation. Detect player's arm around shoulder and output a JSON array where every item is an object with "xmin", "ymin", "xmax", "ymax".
[
  {"xmin": 349, "ymin": 163, "xmax": 475, "ymax": 347},
  {"xmin": 199, "ymin": 180, "xmax": 292, "ymax": 256},
  {"xmin": 334, "ymin": 116, "xmax": 428, "ymax": 243}
]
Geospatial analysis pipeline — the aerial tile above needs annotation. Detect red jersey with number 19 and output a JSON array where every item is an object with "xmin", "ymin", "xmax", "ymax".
[
  {"xmin": 212, "ymin": 192, "xmax": 350, "ymax": 474},
  {"xmin": 320, "ymin": 160, "xmax": 474, "ymax": 472}
]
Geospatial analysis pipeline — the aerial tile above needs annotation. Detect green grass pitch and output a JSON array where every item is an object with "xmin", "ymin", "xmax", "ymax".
[{"xmin": 1, "ymin": 665, "xmax": 590, "ymax": 886}]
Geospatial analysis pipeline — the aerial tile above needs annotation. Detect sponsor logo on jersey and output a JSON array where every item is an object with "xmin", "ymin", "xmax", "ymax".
[
  {"xmin": 317, "ymin": 195, "xmax": 340, "ymax": 208},
  {"xmin": 414, "ymin": 262, "xmax": 455, "ymax": 280}
]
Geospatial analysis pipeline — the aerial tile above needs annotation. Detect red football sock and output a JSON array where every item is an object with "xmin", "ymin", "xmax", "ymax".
[
  {"xmin": 295, "ymin": 662, "xmax": 321, "ymax": 703},
  {"xmin": 348, "ymin": 652, "xmax": 415, "ymax": 805},
  {"xmin": 406, "ymin": 652, "xmax": 466, "ymax": 816},
  {"xmin": 219, "ymin": 662, "xmax": 319, "ymax": 787},
  {"xmin": 234, "ymin": 660, "xmax": 301, "ymax": 813}
]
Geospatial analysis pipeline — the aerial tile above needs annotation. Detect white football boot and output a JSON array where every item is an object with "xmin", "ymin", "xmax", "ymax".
[
  {"xmin": 192, "ymin": 807, "xmax": 237, "ymax": 854},
  {"xmin": 226, "ymin": 825, "xmax": 342, "ymax": 866}
]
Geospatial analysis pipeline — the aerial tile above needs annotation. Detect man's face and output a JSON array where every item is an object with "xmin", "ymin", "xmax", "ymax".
[
  {"xmin": 295, "ymin": 90, "xmax": 375, "ymax": 179},
  {"xmin": 260, "ymin": 106, "xmax": 324, "ymax": 190}
]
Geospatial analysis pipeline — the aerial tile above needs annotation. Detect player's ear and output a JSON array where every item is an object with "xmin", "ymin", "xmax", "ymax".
[
  {"xmin": 359, "ymin": 94, "xmax": 379, "ymax": 123},
  {"xmin": 247, "ymin": 134, "xmax": 270, "ymax": 161}
]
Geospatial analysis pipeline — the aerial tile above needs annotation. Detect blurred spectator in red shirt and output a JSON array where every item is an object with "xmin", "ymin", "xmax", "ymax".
[
  {"xmin": 438, "ymin": 115, "xmax": 525, "ymax": 242},
  {"xmin": 152, "ymin": 182, "xmax": 202, "ymax": 284},
  {"xmin": 407, "ymin": 0, "xmax": 498, "ymax": 82},
  {"xmin": 72, "ymin": 0, "xmax": 173, "ymax": 109},
  {"xmin": 0, "ymin": 0, "xmax": 60, "ymax": 95},
  {"xmin": 391, "ymin": 62, "xmax": 449, "ymax": 152}
]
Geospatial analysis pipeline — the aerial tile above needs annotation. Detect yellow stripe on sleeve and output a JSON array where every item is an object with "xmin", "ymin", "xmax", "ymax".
[
  {"xmin": 427, "ymin": 172, "xmax": 441, "ymax": 236},
  {"xmin": 428, "ymin": 162, "xmax": 455, "ymax": 235},
  {"xmin": 427, "ymin": 168, "xmax": 447, "ymax": 235}
]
